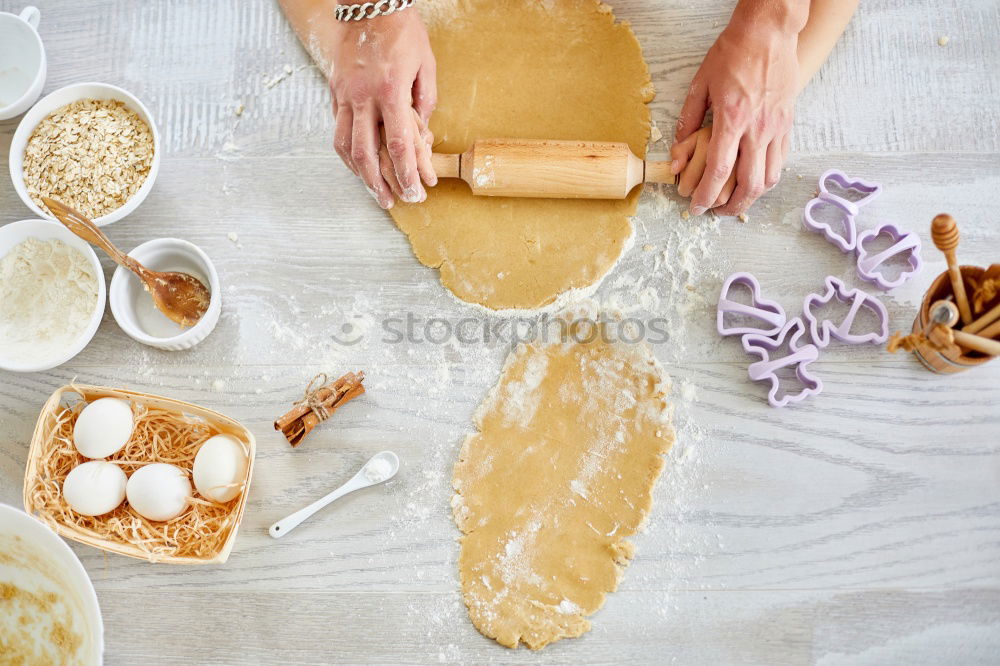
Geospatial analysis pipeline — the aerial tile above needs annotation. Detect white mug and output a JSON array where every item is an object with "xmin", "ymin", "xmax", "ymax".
[{"xmin": 0, "ymin": 7, "xmax": 45, "ymax": 121}]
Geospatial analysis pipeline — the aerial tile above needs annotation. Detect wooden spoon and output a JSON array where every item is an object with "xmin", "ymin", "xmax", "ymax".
[{"xmin": 43, "ymin": 198, "xmax": 210, "ymax": 328}]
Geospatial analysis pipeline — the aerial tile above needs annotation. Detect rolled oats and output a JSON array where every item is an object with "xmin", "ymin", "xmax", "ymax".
[{"xmin": 23, "ymin": 98, "xmax": 155, "ymax": 219}]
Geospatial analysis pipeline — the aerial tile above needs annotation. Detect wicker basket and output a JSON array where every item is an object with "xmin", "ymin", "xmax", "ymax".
[{"xmin": 23, "ymin": 385, "xmax": 256, "ymax": 564}]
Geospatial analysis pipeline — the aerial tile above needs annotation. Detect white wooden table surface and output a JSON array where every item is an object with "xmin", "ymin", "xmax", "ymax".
[{"xmin": 2, "ymin": 1, "xmax": 999, "ymax": 664}]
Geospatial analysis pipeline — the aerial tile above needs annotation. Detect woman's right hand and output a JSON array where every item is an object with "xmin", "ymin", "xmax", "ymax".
[
  {"xmin": 330, "ymin": 8, "xmax": 437, "ymax": 209},
  {"xmin": 670, "ymin": 126, "xmax": 737, "ymax": 209}
]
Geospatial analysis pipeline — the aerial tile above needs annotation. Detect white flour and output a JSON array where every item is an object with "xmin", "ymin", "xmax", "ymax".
[
  {"xmin": 0, "ymin": 238, "xmax": 99, "ymax": 363},
  {"xmin": 495, "ymin": 349, "xmax": 548, "ymax": 427},
  {"xmin": 365, "ymin": 456, "xmax": 394, "ymax": 483}
]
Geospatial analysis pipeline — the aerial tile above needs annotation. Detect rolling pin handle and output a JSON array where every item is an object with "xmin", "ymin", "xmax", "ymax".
[
  {"xmin": 643, "ymin": 160, "xmax": 678, "ymax": 187},
  {"xmin": 431, "ymin": 152, "xmax": 461, "ymax": 180}
]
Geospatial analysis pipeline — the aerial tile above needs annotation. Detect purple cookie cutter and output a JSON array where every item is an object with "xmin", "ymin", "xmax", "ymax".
[
  {"xmin": 855, "ymin": 222, "xmax": 922, "ymax": 290},
  {"xmin": 802, "ymin": 276, "xmax": 889, "ymax": 348},
  {"xmin": 802, "ymin": 170, "xmax": 882, "ymax": 252},
  {"xmin": 742, "ymin": 317, "xmax": 822, "ymax": 408},
  {"xmin": 717, "ymin": 272, "xmax": 786, "ymax": 337}
]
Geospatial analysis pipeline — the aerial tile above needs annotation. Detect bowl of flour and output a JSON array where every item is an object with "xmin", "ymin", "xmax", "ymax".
[{"xmin": 0, "ymin": 219, "xmax": 105, "ymax": 373}]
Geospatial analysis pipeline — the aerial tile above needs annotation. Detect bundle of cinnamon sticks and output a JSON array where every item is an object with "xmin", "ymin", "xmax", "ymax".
[{"xmin": 274, "ymin": 371, "xmax": 365, "ymax": 447}]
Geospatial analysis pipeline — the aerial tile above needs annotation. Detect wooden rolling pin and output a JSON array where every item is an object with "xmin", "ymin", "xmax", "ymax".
[{"xmin": 430, "ymin": 138, "xmax": 678, "ymax": 199}]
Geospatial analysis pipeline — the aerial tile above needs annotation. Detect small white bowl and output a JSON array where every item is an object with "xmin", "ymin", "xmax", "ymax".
[
  {"xmin": 109, "ymin": 238, "xmax": 221, "ymax": 351},
  {"xmin": 0, "ymin": 6, "xmax": 46, "ymax": 120},
  {"xmin": 8, "ymin": 81, "xmax": 161, "ymax": 227},
  {"xmin": 0, "ymin": 504, "xmax": 103, "ymax": 664},
  {"xmin": 0, "ymin": 219, "xmax": 106, "ymax": 373}
]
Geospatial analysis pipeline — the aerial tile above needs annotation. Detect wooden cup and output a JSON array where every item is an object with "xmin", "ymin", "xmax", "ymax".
[{"xmin": 911, "ymin": 266, "xmax": 998, "ymax": 373}]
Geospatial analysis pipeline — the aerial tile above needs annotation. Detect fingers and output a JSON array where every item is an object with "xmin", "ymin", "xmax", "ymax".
[
  {"xmin": 382, "ymin": 100, "xmax": 425, "ymax": 203},
  {"xmin": 412, "ymin": 59, "xmax": 437, "ymax": 124},
  {"xmin": 764, "ymin": 135, "xmax": 784, "ymax": 192},
  {"xmin": 675, "ymin": 76, "xmax": 708, "ymax": 142},
  {"xmin": 412, "ymin": 109, "xmax": 437, "ymax": 187},
  {"xmin": 713, "ymin": 170, "xmax": 737, "ymax": 208},
  {"xmin": 379, "ymin": 143, "xmax": 402, "ymax": 195},
  {"xmin": 333, "ymin": 104, "xmax": 356, "ymax": 175},
  {"xmin": 715, "ymin": 137, "xmax": 766, "ymax": 216},
  {"xmin": 411, "ymin": 66, "xmax": 438, "ymax": 188},
  {"xmin": 352, "ymin": 105, "xmax": 394, "ymax": 209},
  {"xmin": 669, "ymin": 131, "xmax": 700, "ymax": 179},
  {"xmin": 674, "ymin": 126, "xmax": 735, "ymax": 209},
  {"xmin": 676, "ymin": 130, "xmax": 710, "ymax": 198},
  {"xmin": 689, "ymin": 123, "xmax": 739, "ymax": 215},
  {"xmin": 377, "ymin": 106, "xmax": 437, "ymax": 202}
]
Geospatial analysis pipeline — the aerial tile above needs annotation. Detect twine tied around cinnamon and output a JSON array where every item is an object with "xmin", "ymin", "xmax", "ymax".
[
  {"xmin": 300, "ymin": 373, "xmax": 334, "ymax": 421},
  {"xmin": 274, "ymin": 371, "xmax": 366, "ymax": 447},
  {"xmin": 887, "ymin": 324, "xmax": 956, "ymax": 354},
  {"xmin": 973, "ymin": 276, "xmax": 1000, "ymax": 313}
]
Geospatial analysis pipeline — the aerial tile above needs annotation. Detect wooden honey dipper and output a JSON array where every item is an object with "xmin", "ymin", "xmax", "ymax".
[{"xmin": 930, "ymin": 214, "xmax": 973, "ymax": 325}]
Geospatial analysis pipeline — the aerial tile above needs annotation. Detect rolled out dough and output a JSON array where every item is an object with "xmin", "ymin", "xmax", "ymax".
[
  {"xmin": 390, "ymin": 0, "xmax": 654, "ymax": 311},
  {"xmin": 452, "ymin": 315, "xmax": 674, "ymax": 649}
]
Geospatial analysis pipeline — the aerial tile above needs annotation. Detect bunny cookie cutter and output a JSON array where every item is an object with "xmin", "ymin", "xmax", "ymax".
[
  {"xmin": 742, "ymin": 317, "xmax": 823, "ymax": 408},
  {"xmin": 803, "ymin": 170, "xmax": 882, "ymax": 252},
  {"xmin": 802, "ymin": 276, "xmax": 889, "ymax": 348},
  {"xmin": 717, "ymin": 272, "xmax": 787, "ymax": 337}
]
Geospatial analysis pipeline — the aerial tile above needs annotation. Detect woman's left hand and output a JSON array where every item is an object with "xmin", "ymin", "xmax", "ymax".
[{"xmin": 671, "ymin": 1, "xmax": 807, "ymax": 216}]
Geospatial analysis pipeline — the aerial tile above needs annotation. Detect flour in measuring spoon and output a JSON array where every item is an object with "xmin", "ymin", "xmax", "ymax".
[{"xmin": 365, "ymin": 457, "xmax": 394, "ymax": 483}]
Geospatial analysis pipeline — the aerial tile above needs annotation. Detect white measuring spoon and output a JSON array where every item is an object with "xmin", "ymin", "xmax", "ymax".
[{"xmin": 268, "ymin": 451, "xmax": 400, "ymax": 539}]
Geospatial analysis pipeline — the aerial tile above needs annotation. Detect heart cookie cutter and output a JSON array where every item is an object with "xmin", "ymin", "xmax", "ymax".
[
  {"xmin": 717, "ymin": 272, "xmax": 787, "ymax": 337},
  {"xmin": 742, "ymin": 317, "xmax": 823, "ymax": 408},
  {"xmin": 855, "ymin": 222, "xmax": 923, "ymax": 290},
  {"xmin": 802, "ymin": 276, "xmax": 889, "ymax": 348},
  {"xmin": 802, "ymin": 170, "xmax": 882, "ymax": 252}
]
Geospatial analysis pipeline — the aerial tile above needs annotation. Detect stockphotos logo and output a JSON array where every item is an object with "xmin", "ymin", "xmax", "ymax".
[
  {"xmin": 330, "ymin": 317, "xmax": 366, "ymax": 346},
  {"xmin": 329, "ymin": 312, "xmax": 671, "ymax": 347}
]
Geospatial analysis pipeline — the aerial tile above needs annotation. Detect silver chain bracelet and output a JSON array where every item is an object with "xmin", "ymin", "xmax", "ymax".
[{"xmin": 335, "ymin": 0, "xmax": 416, "ymax": 22}]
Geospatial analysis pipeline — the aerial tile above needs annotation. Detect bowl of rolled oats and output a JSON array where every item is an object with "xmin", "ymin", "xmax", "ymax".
[{"xmin": 9, "ymin": 82, "xmax": 160, "ymax": 227}]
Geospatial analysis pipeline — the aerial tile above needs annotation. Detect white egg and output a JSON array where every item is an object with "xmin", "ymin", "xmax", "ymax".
[
  {"xmin": 126, "ymin": 463, "xmax": 192, "ymax": 521},
  {"xmin": 73, "ymin": 398, "xmax": 135, "ymax": 459},
  {"xmin": 193, "ymin": 434, "xmax": 248, "ymax": 503},
  {"xmin": 62, "ymin": 461, "xmax": 128, "ymax": 516}
]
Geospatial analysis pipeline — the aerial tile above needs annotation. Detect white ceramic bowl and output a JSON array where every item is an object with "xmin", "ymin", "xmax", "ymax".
[
  {"xmin": 109, "ymin": 238, "xmax": 222, "ymax": 351},
  {"xmin": 0, "ymin": 503, "xmax": 103, "ymax": 664},
  {"xmin": 8, "ymin": 81, "xmax": 161, "ymax": 227},
  {"xmin": 0, "ymin": 219, "xmax": 106, "ymax": 373},
  {"xmin": 0, "ymin": 6, "xmax": 45, "ymax": 120}
]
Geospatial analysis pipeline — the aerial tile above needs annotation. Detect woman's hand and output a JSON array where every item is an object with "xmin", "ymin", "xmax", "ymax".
[
  {"xmin": 330, "ymin": 9, "xmax": 437, "ymax": 209},
  {"xmin": 670, "ymin": 126, "xmax": 736, "ymax": 207},
  {"xmin": 672, "ymin": 1, "xmax": 807, "ymax": 216}
]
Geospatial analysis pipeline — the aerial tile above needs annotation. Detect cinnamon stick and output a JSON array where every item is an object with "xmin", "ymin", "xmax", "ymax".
[{"xmin": 274, "ymin": 371, "xmax": 365, "ymax": 447}]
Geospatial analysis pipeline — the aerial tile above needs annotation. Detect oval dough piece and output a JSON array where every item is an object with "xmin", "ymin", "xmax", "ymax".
[
  {"xmin": 453, "ymin": 316, "xmax": 674, "ymax": 649},
  {"xmin": 390, "ymin": 0, "xmax": 654, "ymax": 311}
]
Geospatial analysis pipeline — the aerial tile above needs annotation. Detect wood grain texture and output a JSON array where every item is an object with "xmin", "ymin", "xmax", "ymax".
[{"xmin": 0, "ymin": 0, "xmax": 998, "ymax": 663}]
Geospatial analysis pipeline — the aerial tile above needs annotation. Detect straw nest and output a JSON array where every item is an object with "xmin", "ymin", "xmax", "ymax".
[{"xmin": 25, "ymin": 391, "xmax": 248, "ymax": 563}]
